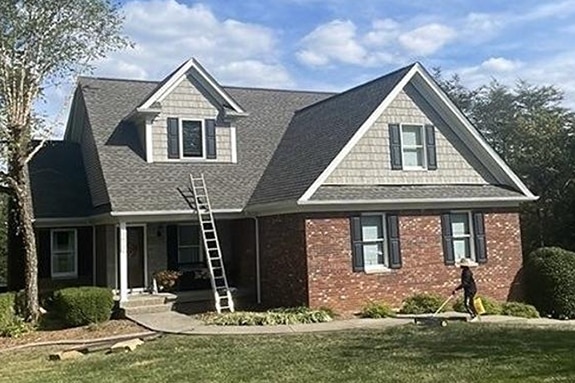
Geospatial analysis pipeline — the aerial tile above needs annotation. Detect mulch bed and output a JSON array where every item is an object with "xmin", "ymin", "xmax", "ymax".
[{"xmin": 0, "ymin": 319, "xmax": 148, "ymax": 350}]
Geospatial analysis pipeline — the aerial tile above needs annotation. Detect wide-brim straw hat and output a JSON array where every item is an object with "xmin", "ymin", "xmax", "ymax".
[{"xmin": 457, "ymin": 258, "xmax": 478, "ymax": 267}]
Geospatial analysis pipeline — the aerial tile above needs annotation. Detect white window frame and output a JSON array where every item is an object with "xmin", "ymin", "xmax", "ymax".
[
  {"xmin": 50, "ymin": 229, "xmax": 78, "ymax": 279},
  {"xmin": 177, "ymin": 224, "xmax": 203, "ymax": 266},
  {"xmin": 400, "ymin": 123, "xmax": 426, "ymax": 170},
  {"xmin": 179, "ymin": 119, "xmax": 205, "ymax": 160},
  {"xmin": 450, "ymin": 211, "xmax": 476, "ymax": 262},
  {"xmin": 360, "ymin": 213, "xmax": 389, "ymax": 273}
]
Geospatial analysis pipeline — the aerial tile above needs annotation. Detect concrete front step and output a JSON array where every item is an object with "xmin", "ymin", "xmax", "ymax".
[
  {"xmin": 121, "ymin": 296, "xmax": 168, "ymax": 308},
  {"xmin": 123, "ymin": 303, "xmax": 174, "ymax": 316}
]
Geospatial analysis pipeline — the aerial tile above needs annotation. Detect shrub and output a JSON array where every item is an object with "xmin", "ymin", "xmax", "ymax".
[
  {"xmin": 399, "ymin": 293, "xmax": 446, "ymax": 315},
  {"xmin": 452, "ymin": 296, "xmax": 503, "ymax": 315},
  {"xmin": 52, "ymin": 287, "xmax": 114, "ymax": 327},
  {"xmin": 0, "ymin": 292, "xmax": 30, "ymax": 338},
  {"xmin": 501, "ymin": 302, "xmax": 539, "ymax": 318},
  {"xmin": 153, "ymin": 270, "xmax": 182, "ymax": 292},
  {"xmin": 524, "ymin": 247, "xmax": 575, "ymax": 318},
  {"xmin": 202, "ymin": 307, "xmax": 333, "ymax": 326},
  {"xmin": 360, "ymin": 301, "xmax": 395, "ymax": 318}
]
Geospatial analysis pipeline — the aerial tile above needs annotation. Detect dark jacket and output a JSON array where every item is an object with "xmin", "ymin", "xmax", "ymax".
[{"xmin": 455, "ymin": 267, "xmax": 477, "ymax": 294}]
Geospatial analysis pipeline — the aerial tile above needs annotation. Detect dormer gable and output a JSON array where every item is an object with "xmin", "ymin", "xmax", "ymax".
[{"xmin": 127, "ymin": 58, "xmax": 247, "ymax": 163}]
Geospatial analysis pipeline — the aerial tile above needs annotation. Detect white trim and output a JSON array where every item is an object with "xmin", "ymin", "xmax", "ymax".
[
  {"xmin": 358, "ymin": 213, "xmax": 389, "ymax": 269},
  {"xmin": 298, "ymin": 196, "xmax": 535, "ymax": 205},
  {"xmin": 110, "ymin": 209, "xmax": 243, "ymax": 217},
  {"xmin": 299, "ymin": 65, "xmax": 419, "ymax": 202},
  {"xmin": 50, "ymin": 228, "xmax": 78, "ymax": 279},
  {"xmin": 92, "ymin": 226, "xmax": 96, "ymax": 286},
  {"xmin": 145, "ymin": 116, "xmax": 154, "ymax": 163},
  {"xmin": 230, "ymin": 126, "xmax": 237, "ymax": 163},
  {"xmin": 412, "ymin": 66, "xmax": 536, "ymax": 199},
  {"xmin": 449, "ymin": 211, "xmax": 475, "ymax": 262},
  {"xmin": 118, "ymin": 222, "xmax": 128, "ymax": 303},
  {"xmin": 139, "ymin": 58, "xmax": 246, "ymax": 114}
]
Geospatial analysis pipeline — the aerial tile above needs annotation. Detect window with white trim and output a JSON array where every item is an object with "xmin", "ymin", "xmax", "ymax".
[
  {"xmin": 451, "ymin": 212, "xmax": 474, "ymax": 262},
  {"xmin": 177, "ymin": 225, "xmax": 202, "ymax": 265},
  {"xmin": 401, "ymin": 124, "xmax": 425, "ymax": 169},
  {"xmin": 51, "ymin": 229, "xmax": 77, "ymax": 278},
  {"xmin": 360, "ymin": 215, "xmax": 388, "ymax": 270},
  {"xmin": 181, "ymin": 120, "xmax": 203, "ymax": 158}
]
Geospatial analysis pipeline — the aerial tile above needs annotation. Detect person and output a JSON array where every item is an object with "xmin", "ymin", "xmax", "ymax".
[{"xmin": 452, "ymin": 257, "xmax": 479, "ymax": 321}]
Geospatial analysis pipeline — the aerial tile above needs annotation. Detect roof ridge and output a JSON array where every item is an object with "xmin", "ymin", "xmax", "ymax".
[
  {"xmin": 223, "ymin": 85, "xmax": 335, "ymax": 95},
  {"xmin": 78, "ymin": 76, "xmax": 159, "ymax": 84},
  {"xmin": 294, "ymin": 63, "xmax": 417, "ymax": 114}
]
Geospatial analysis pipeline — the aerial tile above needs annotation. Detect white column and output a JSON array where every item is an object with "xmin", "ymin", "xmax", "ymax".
[
  {"xmin": 119, "ymin": 222, "xmax": 129, "ymax": 303},
  {"xmin": 145, "ymin": 117, "xmax": 154, "ymax": 163}
]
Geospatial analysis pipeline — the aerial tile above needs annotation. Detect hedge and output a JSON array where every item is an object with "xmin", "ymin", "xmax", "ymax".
[
  {"xmin": 452, "ymin": 295, "xmax": 503, "ymax": 315},
  {"xmin": 52, "ymin": 287, "xmax": 114, "ymax": 327},
  {"xmin": 501, "ymin": 302, "xmax": 539, "ymax": 318},
  {"xmin": 360, "ymin": 301, "xmax": 395, "ymax": 318},
  {"xmin": 201, "ymin": 307, "xmax": 333, "ymax": 326},
  {"xmin": 524, "ymin": 247, "xmax": 575, "ymax": 319},
  {"xmin": 0, "ymin": 292, "xmax": 29, "ymax": 337},
  {"xmin": 399, "ymin": 293, "xmax": 446, "ymax": 315}
]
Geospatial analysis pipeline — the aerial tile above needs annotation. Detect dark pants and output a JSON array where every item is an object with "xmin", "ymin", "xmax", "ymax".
[{"xmin": 464, "ymin": 290, "xmax": 477, "ymax": 317}]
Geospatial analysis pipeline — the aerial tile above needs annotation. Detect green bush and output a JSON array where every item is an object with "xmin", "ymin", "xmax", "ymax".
[
  {"xmin": 501, "ymin": 302, "xmax": 539, "ymax": 318},
  {"xmin": 452, "ymin": 295, "xmax": 503, "ymax": 315},
  {"xmin": 52, "ymin": 287, "xmax": 114, "ymax": 327},
  {"xmin": 399, "ymin": 293, "xmax": 446, "ymax": 315},
  {"xmin": 0, "ymin": 292, "xmax": 30, "ymax": 337},
  {"xmin": 524, "ymin": 247, "xmax": 575, "ymax": 319},
  {"xmin": 360, "ymin": 301, "xmax": 395, "ymax": 318},
  {"xmin": 202, "ymin": 307, "xmax": 333, "ymax": 326}
]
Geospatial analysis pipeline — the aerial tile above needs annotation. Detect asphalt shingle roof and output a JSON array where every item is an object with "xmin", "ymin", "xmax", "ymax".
[
  {"xmin": 249, "ymin": 64, "xmax": 415, "ymax": 205},
  {"xmin": 310, "ymin": 184, "xmax": 526, "ymax": 201},
  {"xmin": 78, "ymin": 77, "xmax": 333, "ymax": 212},
  {"xmin": 29, "ymin": 141, "xmax": 92, "ymax": 218}
]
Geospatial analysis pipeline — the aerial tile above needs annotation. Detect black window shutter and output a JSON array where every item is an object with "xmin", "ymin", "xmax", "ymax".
[
  {"xmin": 167, "ymin": 118, "xmax": 180, "ymax": 159},
  {"xmin": 350, "ymin": 216, "xmax": 364, "ymax": 271},
  {"xmin": 425, "ymin": 124, "xmax": 437, "ymax": 170},
  {"xmin": 205, "ymin": 119, "xmax": 216, "ymax": 159},
  {"xmin": 441, "ymin": 213, "xmax": 455, "ymax": 265},
  {"xmin": 39, "ymin": 230, "xmax": 51, "ymax": 278},
  {"xmin": 388, "ymin": 124, "xmax": 402, "ymax": 170},
  {"xmin": 166, "ymin": 225, "xmax": 179, "ymax": 270},
  {"xmin": 473, "ymin": 212, "xmax": 487, "ymax": 264},
  {"xmin": 387, "ymin": 214, "xmax": 402, "ymax": 269}
]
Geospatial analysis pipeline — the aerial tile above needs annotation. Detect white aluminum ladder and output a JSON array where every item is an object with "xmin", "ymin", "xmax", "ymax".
[{"xmin": 189, "ymin": 174, "xmax": 235, "ymax": 314}]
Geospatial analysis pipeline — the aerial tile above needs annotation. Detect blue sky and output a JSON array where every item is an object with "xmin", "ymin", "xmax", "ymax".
[{"xmin": 42, "ymin": 0, "xmax": 575, "ymax": 136}]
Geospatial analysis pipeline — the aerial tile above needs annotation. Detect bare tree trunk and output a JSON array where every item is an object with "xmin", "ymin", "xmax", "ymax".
[{"xmin": 12, "ymin": 166, "xmax": 39, "ymax": 322}]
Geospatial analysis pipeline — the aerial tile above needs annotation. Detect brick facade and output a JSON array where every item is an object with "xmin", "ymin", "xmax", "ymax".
[{"xmin": 259, "ymin": 211, "xmax": 523, "ymax": 313}]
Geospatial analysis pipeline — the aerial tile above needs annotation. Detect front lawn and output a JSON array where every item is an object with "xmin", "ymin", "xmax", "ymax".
[{"xmin": 1, "ymin": 324, "xmax": 575, "ymax": 382}]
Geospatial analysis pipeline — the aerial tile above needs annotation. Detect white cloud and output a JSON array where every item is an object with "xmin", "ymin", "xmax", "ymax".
[
  {"xmin": 364, "ymin": 18, "xmax": 401, "ymax": 47},
  {"xmin": 215, "ymin": 60, "xmax": 294, "ymax": 88},
  {"xmin": 480, "ymin": 57, "xmax": 523, "ymax": 72},
  {"xmin": 398, "ymin": 23, "xmax": 456, "ymax": 56},
  {"xmin": 92, "ymin": 0, "xmax": 289, "ymax": 87},
  {"xmin": 296, "ymin": 20, "xmax": 367, "ymax": 67},
  {"xmin": 520, "ymin": 0, "xmax": 575, "ymax": 21}
]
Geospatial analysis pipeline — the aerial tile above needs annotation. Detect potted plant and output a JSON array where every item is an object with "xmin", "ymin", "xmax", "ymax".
[{"xmin": 153, "ymin": 270, "xmax": 182, "ymax": 292}]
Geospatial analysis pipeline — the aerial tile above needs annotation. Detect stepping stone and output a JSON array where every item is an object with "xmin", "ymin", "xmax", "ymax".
[
  {"xmin": 110, "ymin": 338, "xmax": 144, "ymax": 353},
  {"xmin": 49, "ymin": 350, "xmax": 84, "ymax": 361}
]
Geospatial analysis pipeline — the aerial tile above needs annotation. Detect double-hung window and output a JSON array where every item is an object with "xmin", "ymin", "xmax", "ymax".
[
  {"xmin": 401, "ymin": 124, "xmax": 425, "ymax": 169},
  {"xmin": 51, "ymin": 229, "xmax": 77, "ymax": 279},
  {"xmin": 441, "ymin": 212, "xmax": 487, "ymax": 265},
  {"xmin": 177, "ymin": 225, "xmax": 202, "ymax": 266},
  {"xmin": 351, "ymin": 214, "xmax": 402, "ymax": 272},
  {"xmin": 181, "ymin": 120, "xmax": 203, "ymax": 158}
]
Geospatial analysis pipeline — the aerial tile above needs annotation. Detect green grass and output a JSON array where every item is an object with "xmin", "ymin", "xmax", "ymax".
[{"xmin": 1, "ymin": 324, "xmax": 575, "ymax": 382}]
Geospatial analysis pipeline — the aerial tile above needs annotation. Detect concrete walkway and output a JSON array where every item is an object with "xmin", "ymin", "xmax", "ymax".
[{"xmin": 127, "ymin": 310, "xmax": 575, "ymax": 335}]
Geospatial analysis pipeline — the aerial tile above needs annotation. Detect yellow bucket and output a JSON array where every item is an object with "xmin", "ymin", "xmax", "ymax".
[{"xmin": 474, "ymin": 297, "xmax": 486, "ymax": 315}]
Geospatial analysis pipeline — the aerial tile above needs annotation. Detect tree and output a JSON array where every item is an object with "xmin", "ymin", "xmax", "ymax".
[
  {"xmin": 434, "ymin": 71, "xmax": 575, "ymax": 254},
  {"xmin": 0, "ymin": 0, "xmax": 129, "ymax": 322}
]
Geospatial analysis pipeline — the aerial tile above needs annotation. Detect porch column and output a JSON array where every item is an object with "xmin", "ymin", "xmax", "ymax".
[{"xmin": 119, "ymin": 221, "xmax": 128, "ymax": 303}]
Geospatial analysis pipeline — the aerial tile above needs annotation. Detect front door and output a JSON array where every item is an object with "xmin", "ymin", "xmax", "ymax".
[{"xmin": 127, "ymin": 226, "xmax": 145, "ymax": 289}]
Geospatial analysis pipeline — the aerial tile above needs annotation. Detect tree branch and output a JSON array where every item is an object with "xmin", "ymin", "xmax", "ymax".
[{"xmin": 25, "ymin": 139, "xmax": 46, "ymax": 164}]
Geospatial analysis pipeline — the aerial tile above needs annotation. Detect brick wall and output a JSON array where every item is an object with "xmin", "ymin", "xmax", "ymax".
[
  {"xmin": 305, "ymin": 211, "xmax": 523, "ymax": 313},
  {"xmin": 259, "ymin": 214, "xmax": 309, "ymax": 308}
]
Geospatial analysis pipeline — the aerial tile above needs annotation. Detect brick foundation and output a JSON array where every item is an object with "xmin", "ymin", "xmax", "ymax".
[{"xmin": 305, "ymin": 211, "xmax": 523, "ymax": 313}]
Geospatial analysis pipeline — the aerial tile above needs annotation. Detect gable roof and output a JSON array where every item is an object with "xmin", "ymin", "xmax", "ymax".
[{"xmin": 75, "ymin": 76, "xmax": 332, "ymax": 214}]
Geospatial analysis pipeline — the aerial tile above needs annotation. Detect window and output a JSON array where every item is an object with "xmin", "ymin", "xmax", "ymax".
[
  {"xmin": 51, "ymin": 229, "xmax": 77, "ymax": 278},
  {"xmin": 181, "ymin": 120, "xmax": 203, "ymax": 158},
  {"xmin": 177, "ymin": 225, "xmax": 202, "ymax": 265},
  {"xmin": 401, "ymin": 124, "xmax": 425, "ymax": 168},
  {"xmin": 451, "ymin": 213, "xmax": 473, "ymax": 262},
  {"xmin": 441, "ymin": 212, "xmax": 487, "ymax": 265},
  {"xmin": 351, "ymin": 214, "xmax": 401, "ymax": 272},
  {"xmin": 388, "ymin": 123, "xmax": 437, "ymax": 171}
]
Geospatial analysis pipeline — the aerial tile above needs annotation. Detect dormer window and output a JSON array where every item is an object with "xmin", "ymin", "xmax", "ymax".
[
  {"xmin": 401, "ymin": 124, "xmax": 425, "ymax": 169},
  {"xmin": 182, "ymin": 120, "xmax": 203, "ymax": 158},
  {"xmin": 167, "ymin": 117, "xmax": 216, "ymax": 160},
  {"xmin": 388, "ymin": 123, "xmax": 437, "ymax": 171}
]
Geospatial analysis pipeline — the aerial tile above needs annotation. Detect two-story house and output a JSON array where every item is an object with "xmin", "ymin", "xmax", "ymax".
[{"xmin": 27, "ymin": 59, "xmax": 536, "ymax": 313}]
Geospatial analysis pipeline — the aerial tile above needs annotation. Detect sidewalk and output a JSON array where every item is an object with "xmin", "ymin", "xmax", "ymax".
[{"xmin": 127, "ymin": 310, "xmax": 575, "ymax": 335}]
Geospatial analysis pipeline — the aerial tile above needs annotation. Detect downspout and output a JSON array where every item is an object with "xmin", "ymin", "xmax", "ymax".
[{"xmin": 249, "ymin": 216, "xmax": 261, "ymax": 304}]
